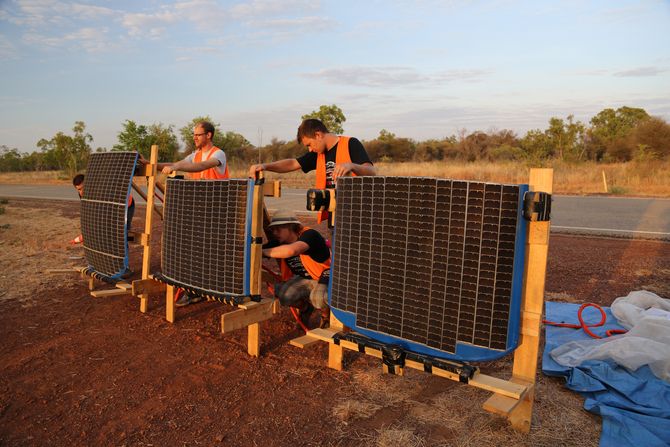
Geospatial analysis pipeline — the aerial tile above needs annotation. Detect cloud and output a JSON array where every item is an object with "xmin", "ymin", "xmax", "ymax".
[
  {"xmin": 0, "ymin": 35, "xmax": 18, "ymax": 59},
  {"xmin": 23, "ymin": 26, "xmax": 117, "ymax": 53},
  {"xmin": 302, "ymin": 66, "xmax": 491, "ymax": 88},
  {"xmin": 614, "ymin": 66, "xmax": 668, "ymax": 77},
  {"xmin": 3, "ymin": 0, "xmax": 115, "ymax": 27},
  {"xmin": 230, "ymin": 0, "xmax": 318, "ymax": 19}
]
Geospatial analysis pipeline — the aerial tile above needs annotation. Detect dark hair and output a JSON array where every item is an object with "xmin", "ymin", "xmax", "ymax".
[
  {"xmin": 72, "ymin": 174, "xmax": 85, "ymax": 186},
  {"xmin": 196, "ymin": 121, "xmax": 215, "ymax": 139},
  {"xmin": 296, "ymin": 118, "xmax": 328, "ymax": 143}
]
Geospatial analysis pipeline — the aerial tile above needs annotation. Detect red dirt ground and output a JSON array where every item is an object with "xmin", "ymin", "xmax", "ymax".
[{"xmin": 1, "ymin": 199, "xmax": 669, "ymax": 446}]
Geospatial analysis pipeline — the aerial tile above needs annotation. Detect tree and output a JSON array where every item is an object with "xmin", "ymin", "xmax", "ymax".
[
  {"xmin": 301, "ymin": 104, "xmax": 346, "ymax": 134},
  {"xmin": 36, "ymin": 121, "xmax": 92, "ymax": 177},
  {"xmin": 546, "ymin": 115, "xmax": 586, "ymax": 161},
  {"xmin": 587, "ymin": 106, "xmax": 650, "ymax": 160},
  {"xmin": 114, "ymin": 120, "xmax": 179, "ymax": 161}
]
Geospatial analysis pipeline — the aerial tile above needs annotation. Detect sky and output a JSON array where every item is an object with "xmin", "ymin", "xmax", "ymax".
[{"xmin": 1, "ymin": 0, "xmax": 669, "ymax": 153}]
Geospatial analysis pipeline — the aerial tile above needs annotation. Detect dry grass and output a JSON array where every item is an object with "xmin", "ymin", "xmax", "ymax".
[
  {"xmin": 332, "ymin": 364, "xmax": 600, "ymax": 447},
  {"xmin": 0, "ymin": 202, "xmax": 84, "ymax": 306},
  {"xmin": 333, "ymin": 399, "xmax": 382, "ymax": 423},
  {"xmin": 375, "ymin": 160, "xmax": 670, "ymax": 197},
  {"xmin": 0, "ymin": 170, "xmax": 70, "ymax": 184},
  {"xmin": 5, "ymin": 160, "xmax": 670, "ymax": 196}
]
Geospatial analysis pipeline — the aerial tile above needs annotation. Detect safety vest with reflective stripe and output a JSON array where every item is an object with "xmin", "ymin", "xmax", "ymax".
[
  {"xmin": 315, "ymin": 136, "xmax": 354, "ymax": 222},
  {"xmin": 188, "ymin": 146, "xmax": 229, "ymax": 180},
  {"xmin": 279, "ymin": 227, "xmax": 331, "ymax": 281}
]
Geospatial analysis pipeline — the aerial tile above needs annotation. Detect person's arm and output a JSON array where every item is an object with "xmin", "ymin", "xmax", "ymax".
[
  {"xmin": 332, "ymin": 162, "xmax": 376, "ymax": 180},
  {"xmin": 249, "ymin": 158, "xmax": 302, "ymax": 178},
  {"xmin": 262, "ymin": 240, "xmax": 309, "ymax": 258},
  {"xmin": 138, "ymin": 154, "xmax": 182, "ymax": 172},
  {"xmin": 164, "ymin": 157, "xmax": 220, "ymax": 174}
]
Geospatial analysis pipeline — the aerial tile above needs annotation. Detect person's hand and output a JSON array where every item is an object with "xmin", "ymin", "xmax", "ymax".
[
  {"xmin": 332, "ymin": 162, "xmax": 356, "ymax": 181},
  {"xmin": 162, "ymin": 166, "xmax": 175, "ymax": 175},
  {"xmin": 248, "ymin": 164, "xmax": 265, "ymax": 179},
  {"xmin": 138, "ymin": 154, "xmax": 149, "ymax": 165}
]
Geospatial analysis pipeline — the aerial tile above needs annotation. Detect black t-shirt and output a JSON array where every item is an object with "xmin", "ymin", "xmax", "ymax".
[
  {"xmin": 264, "ymin": 229, "xmax": 330, "ymax": 281},
  {"xmin": 296, "ymin": 137, "xmax": 372, "ymax": 189}
]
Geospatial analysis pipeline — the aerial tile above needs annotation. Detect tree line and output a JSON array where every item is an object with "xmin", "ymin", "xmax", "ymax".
[{"xmin": 2, "ymin": 105, "xmax": 669, "ymax": 177}]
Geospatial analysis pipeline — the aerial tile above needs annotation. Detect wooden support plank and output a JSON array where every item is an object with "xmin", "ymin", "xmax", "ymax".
[
  {"xmin": 503, "ymin": 167, "xmax": 553, "ymax": 433},
  {"xmin": 132, "ymin": 278, "xmax": 166, "ymax": 295},
  {"xmin": 221, "ymin": 299, "xmax": 273, "ymax": 333},
  {"xmin": 248, "ymin": 178, "xmax": 265, "ymax": 296},
  {"xmin": 139, "ymin": 144, "xmax": 158, "ymax": 313},
  {"xmin": 262, "ymin": 180, "xmax": 281, "ymax": 197},
  {"xmin": 512, "ymin": 168, "xmax": 552, "ymax": 383},
  {"xmin": 88, "ymin": 277, "xmax": 95, "ymax": 291},
  {"xmin": 131, "ymin": 182, "xmax": 163, "ymax": 219},
  {"xmin": 90, "ymin": 288, "xmax": 131, "ymax": 298},
  {"xmin": 328, "ymin": 314, "xmax": 344, "ymax": 371},
  {"xmin": 483, "ymin": 379, "xmax": 534, "ymax": 417},
  {"xmin": 272, "ymin": 299, "xmax": 280, "ymax": 315},
  {"xmin": 248, "ymin": 323, "xmax": 260, "ymax": 357},
  {"xmin": 289, "ymin": 334, "xmax": 323, "ymax": 348},
  {"xmin": 46, "ymin": 268, "xmax": 80, "ymax": 274},
  {"xmin": 116, "ymin": 282, "xmax": 132, "ymax": 291},
  {"xmin": 165, "ymin": 285, "xmax": 175, "ymax": 323}
]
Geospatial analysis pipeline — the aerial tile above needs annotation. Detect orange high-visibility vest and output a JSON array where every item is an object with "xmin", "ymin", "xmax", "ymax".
[
  {"xmin": 188, "ymin": 146, "xmax": 229, "ymax": 180},
  {"xmin": 315, "ymin": 136, "xmax": 353, "ymax": 223},
  {"xmin": 279, "ymin": 227, "xmax": 331, "ymax": 281}
]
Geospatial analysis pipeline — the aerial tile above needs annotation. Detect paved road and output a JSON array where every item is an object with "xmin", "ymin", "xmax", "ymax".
[{"xmin": 1, "ymin": 184, "xmax": 669, "ymax": 240}]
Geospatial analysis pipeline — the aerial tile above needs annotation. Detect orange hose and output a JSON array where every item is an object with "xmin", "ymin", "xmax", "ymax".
[{"xmin": 543, "ymin": 302, "xmax": 627, "ymax": 339}]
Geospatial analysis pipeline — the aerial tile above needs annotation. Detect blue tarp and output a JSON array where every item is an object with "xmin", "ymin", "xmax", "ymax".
[{"xmin": 542, "ymin": 301, "xmax": 670, "ymax": 447}]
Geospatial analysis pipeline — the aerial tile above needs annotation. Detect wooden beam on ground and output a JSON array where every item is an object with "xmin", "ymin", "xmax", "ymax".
[
  {"xmin": 45, "ymin": 268, "xmax": 80, "ymax": 274},
  {"xmin": 90, "ymin": 288, "xmax": 131, "ymax": 298}
]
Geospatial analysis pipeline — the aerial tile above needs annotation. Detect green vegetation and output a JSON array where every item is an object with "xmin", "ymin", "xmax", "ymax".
[{"xmin": 1, "ymin": 106, "xmax": 669, "ymax": 176}]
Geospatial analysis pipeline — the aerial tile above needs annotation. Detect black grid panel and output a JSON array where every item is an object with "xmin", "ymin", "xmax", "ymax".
[
  {"xmin": 81, "ymin": 152, "xmax": 138, "ymax": 277},
  {"xmin": 331, "ymin": 176, "xmax": 521, "ymax": 354},
  {"xmin": 161, "ymin": 179, "xmax": 249, "ymax": 296}
]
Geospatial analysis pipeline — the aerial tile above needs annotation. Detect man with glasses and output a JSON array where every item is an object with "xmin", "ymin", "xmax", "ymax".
[
  {"xmin": 139, "ymin": 120, "xmax": 229, "ymax": 306},
  {"xmin": 141, "ymin": 121, "xmax": 229, "ymax": 179}
]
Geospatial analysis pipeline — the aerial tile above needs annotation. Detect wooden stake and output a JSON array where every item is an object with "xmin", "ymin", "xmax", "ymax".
[
  {"xmin": 166, "ymin": 285, "xmax": 175, "ymax": 323},
  {"xmin": 491, "ymin": 167, "xmax": 553, "ymax": 433},
  {"xmin": 328, "ymin": 312, "xmax": 344, "ymax": 371},
  {"xmin": 139, "ymin": 145, "xmax": 158, "ymax": 313},
  {"xmin": 602, "ymin": 170, "xmax": 608, "ymax": 193}
]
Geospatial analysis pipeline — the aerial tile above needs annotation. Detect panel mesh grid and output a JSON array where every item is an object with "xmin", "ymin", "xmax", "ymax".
[
  {"xmin": 160, "ymin": 179, "xmax": 250, "ymax": 297},
  {"xmin": 81, "ymin": 151, "xmax": 138, "ymax": 278},
  {"xmin": 331, "ymin": 176, "xmax": 522, "ymax": 356}
]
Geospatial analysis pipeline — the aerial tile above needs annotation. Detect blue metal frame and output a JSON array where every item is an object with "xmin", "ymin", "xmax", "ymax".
[
  {"xmin": 87, "ymin": 152, "xmax": 138, "ymax": 281},
  {"xmin": 242, "ymin": 178, "xmax": 255, "ymax": 296},
  {"xmin": 329, "ymin": 182, "xmax": 530, "ymax": 362}
]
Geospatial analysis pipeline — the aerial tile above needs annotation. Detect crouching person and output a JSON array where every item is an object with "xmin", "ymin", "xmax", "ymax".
[{"xmin": 262, "ymin": 210, "xmax": 331, "ymax": 329}]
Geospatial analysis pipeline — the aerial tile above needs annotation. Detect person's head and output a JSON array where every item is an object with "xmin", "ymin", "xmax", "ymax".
[
  {"xmin": 72, "ymin": 174, "xmax": 85, "ymax": 197},
  {"xmin": 193, "ymin": 121, "xmax": 215, "ymax": 150},
  {"xmin": 297, "ymin": 119, "xmax": 329, "ymax": 154},
  {"xmin": 267, "ymin": 210, "xmax": 303, "ymax": 243}
]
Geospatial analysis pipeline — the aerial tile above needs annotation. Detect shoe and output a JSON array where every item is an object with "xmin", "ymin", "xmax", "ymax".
[
  {"xmin": 297, "ymin": 302, "xmax": 315, "ymax": 329},
  {"xmin": 175, "ymin": 292, "xmax": 203, "ymax": 307},
  {"xmin": 319, "ymin": 308, "xmax": 330, "ymax": 329}
]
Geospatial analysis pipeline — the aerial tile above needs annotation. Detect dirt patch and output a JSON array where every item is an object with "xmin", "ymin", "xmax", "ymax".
[{"xmin": 1, "ymin": 198, "xmax": 669, "ymax": 446}]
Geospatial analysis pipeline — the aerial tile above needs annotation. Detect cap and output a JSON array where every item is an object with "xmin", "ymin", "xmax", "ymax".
[{"xmin": 267, "ymin": 210, "xmax": 302, "ymax": 228}]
